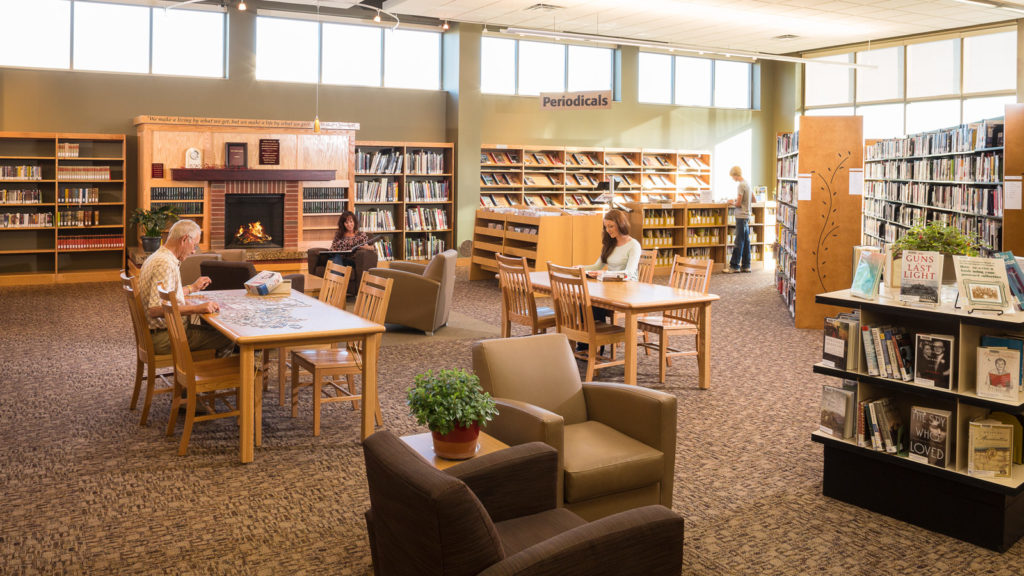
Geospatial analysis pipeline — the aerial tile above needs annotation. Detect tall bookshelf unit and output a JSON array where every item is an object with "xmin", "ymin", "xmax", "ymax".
[
  {"xmin": 354, "ymin": 141, "xmax": 455, "ymax": 261},
  {"xmin": 479, "ymin": 145, "xmax": 711, "ymax": 208},
  {"xmin": 813, "ymin": 288, "xmax": 1024, "ymax": 551},
  {"xmin": 627, "ymin": 202, "xmax": 730, "ymax": 269},
  {"xmin": 0, "ymin": 132, "xmax": 126, "ymax": 285},
  {"xmin": 774, "ymin": 116, "xmax": 864, "ymax": 329},
  {"xmin": 726, "ymin": 201, "xmax": 776, "ymax": 270}
]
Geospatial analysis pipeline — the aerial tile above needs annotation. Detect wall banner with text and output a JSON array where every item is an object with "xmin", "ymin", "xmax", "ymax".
[{"xmin": 540, "ymin": 91, "xmax": 612, "ymax": 111}]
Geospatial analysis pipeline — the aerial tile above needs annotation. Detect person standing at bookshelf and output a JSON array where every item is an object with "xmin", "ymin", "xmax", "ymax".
[
  {"xmin": 331, "ymin": 210, "xmax": 378, "ymax": 297},
  {"xmin": 138, "ymin": 219, "xmax": 232, "ymax": 356},
  {"xmin": 724, "ymin": 166, "xmax": 752, "ymax": 273}
]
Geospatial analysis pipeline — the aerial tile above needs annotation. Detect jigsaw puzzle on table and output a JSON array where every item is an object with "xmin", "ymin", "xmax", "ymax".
[{"xmin": 201, "ymin": 292, "xmax": 312, "ymax": 330}]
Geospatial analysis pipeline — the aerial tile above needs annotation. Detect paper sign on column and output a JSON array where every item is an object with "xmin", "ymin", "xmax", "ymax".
[
  {"xmin": 848, "ymin": 168, "xmax": 863, "ymax": 196},
  {"xmin": 797, "ymin": 174, "xmax": 812, "ymax": 201},
  {"xmin": 1005, "ymin": 176, "xmax": 1022, "ymax": 211}
]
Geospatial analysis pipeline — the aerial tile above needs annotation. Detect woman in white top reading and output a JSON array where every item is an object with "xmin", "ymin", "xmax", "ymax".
[{"xmin": 582, "ymin": 209, "xmax": 642, "ymax": 333}]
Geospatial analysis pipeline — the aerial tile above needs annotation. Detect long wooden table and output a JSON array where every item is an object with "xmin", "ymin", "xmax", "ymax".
[
  {"xmin": 529, "ymin": 271, "xmax": 719, "ymax": 388},
  {"xmin": 198, "ymin": 289, "xmax": 385, "ymax": 463}
]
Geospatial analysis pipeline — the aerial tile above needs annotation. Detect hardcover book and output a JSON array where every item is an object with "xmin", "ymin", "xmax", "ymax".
[
  {"xmin": 820, "ymin": 383, "xmax": 856, "ymax": 439},
  {"xmin": 952, "ymin": 255, "xmax": 1012, "ymax": 312},
  {"xmin": 907, "ymin": 406, "xmax": 951, "ymax": 468},
  {"xmin": 822, "ymin": 317, "xmax": 850, "ymax": 370},
  {"xmin": 975, "ymin": 346, "xmax": 1021, "ymax": 402},
  {"xmin": 968, "ymin": 418, "xmax": 1014, "ymax": 478},
  {"xmin": 914, "ymin": 333, "xmax": 955, "ymax": 390},
  {"xmin": 850, "ymin": 250, "xmax": 885, "ymax": 300},
  {"xmin": 899, "ymin": 250, "xmax": 942, "ymax": 305}
]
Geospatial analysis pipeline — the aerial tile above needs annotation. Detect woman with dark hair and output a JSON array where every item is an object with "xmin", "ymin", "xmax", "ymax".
[
  {"xmin": 330, "ymin": 210, "xmax": 378, "ymax": 296},
  {"xmin": 576, "ymin": 210, "xmax": 641, "ymax": 352}
]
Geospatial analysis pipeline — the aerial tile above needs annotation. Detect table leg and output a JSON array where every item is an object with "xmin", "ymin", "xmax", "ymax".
[
  {"xmin": 240, "ymin": 345, "xmax": 254, "ymax": 463},
  {"xmin": 698, "ymin": 303, "xmax": 711, "ymax": 389},
  {"xmin": 361, "ymin": 333, "xmax": 381, "ymax": 440},
  {"xmin": 624, "ymin": 311, "xmax": 638, "ymax": 386}
]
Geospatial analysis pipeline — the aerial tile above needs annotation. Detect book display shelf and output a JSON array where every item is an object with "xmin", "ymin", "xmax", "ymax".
[
  {"xmin": 813, "ymin": 288, "xmax": 1024, "ymax": 551},
  {"xmin": 626, "ymin": 202, "xmax": 731, "ymax": 269},
  {"xmin": 726, "ymin": 201, "xmax": 777, "ymax": 270},
  {"xmin": 354, "ymin": 141, "xmax": 455, "ymax": 261},
  {"xmin": 774, "ymin": 116, "xmax": 864, "ymax": 328},
  {"xmin": 479, "ymin": 145, "xmax": 711, "ymax": 208},
  {"xmin": 0, "ymin": 132, "xmax": 126, "ymax": 285},
  {"xmin": 468, "ymin": 207, "xmax": 603, "ymax": 280}
]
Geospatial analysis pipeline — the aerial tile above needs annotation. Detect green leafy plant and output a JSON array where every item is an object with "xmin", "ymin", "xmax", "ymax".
[
  {"xmin": 406, "ymin": 369, "xmax": 498, "ymax": 436},
  {"xmin": 130, "ymin": 205, "xmax": 180, "ymax": 237},
  {"xmin": 890, "ymin": 220, "xmax": 980, "ymax": 258}
]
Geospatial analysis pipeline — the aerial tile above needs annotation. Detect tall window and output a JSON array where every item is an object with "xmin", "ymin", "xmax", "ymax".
[
  {"xmin": 255, "ymin": 17, "xmax": 318, "ymax": 83},
  {"xmin": 322, "ymin": 23, "xmax": 381, "ymax": 87},
  {"xmin": 0, "ymin": 0, "xmax": 71, "ymax": 69},
  {"xmin": 906, "ymin": 39, "xmax": 959, "ymax": 98},
  {"xmin": 713, "ymin": 60, "xmax": 752, "ymax": 109},
  {"xmin": 480, "ymin": 37, "xmax": 612, "ymax": 96},
  {"xmin": 804, "ymin": 54, "xmax": 852, "ymax": 107},
  {"xmin": 152, "ymin": 8, "xmax": 225, "ymax": 78},
  {"xmin": 639, "ymin": 52, "xmax": 753, "ymax": 109},
  {"xmin": 73, "ymin": 1, "xmax": 150, "ymax": 73},
  {"xmin": 384, "ymin": 29, "xmax": 440, "ymax": 90},
  {"xmin": 855, "ymin": 47, "xmax": 900, "ymax": 103},
  {"xmin": 674, "ymin": 56, "xmax": 711, "ymax": 107},
  {"xmin": 480, "ymin": 37, "xmax": 516, "ymax": 95},
  {"xmin": 638, "ymin": 52, "xmax": 672, "ymax": 104},
  {"xmin": 567, "ymin": 45, "xmax": 612, "ymax": 92},
  {"xmin": 517, "ymin": 41, "xmax": 566, "ymax": 96}
]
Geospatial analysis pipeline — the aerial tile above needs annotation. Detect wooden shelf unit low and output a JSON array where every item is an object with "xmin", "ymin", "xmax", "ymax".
[{"xmin": 626, "ymin": 202, "xmax": 731, "ymax": 268}]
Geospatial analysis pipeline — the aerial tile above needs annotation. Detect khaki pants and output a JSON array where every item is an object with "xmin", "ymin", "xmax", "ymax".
[{"xmin": 151, "ymin": 323, "xmax": 233, "ymax": 356}]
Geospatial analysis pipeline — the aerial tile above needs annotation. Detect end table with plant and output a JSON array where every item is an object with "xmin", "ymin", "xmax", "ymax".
[
  {"xmin": 407, "ymin": 368, "xmax": 499, "ymax": 460},
  {"xmin": 887, "ymin": 220, "xmax": 981, "ymax": 286},
  {"xmin": 130, "ymin": 205, "xmax": 180, "ymax": 252}
]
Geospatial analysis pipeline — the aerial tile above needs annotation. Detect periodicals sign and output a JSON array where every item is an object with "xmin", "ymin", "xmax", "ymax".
[{"xmin": 539, "ymin": 90, "xmax": 612, "ymax": 111}]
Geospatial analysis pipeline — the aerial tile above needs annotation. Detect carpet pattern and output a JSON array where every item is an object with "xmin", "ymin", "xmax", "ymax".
[{"xmin": 1, "ymin": 267, "xmax": 1022, "ymax": 575}]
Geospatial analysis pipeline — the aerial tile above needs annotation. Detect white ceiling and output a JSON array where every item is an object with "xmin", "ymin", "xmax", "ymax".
[{"xmin": 350, "ymin": 0, "xmax": 1024, "ymax": 54}]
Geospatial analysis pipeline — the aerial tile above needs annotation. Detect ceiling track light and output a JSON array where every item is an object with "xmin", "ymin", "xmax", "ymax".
[
  {"xmin": 238, "ymin": 0, "xmax": 247, "ymax": 10},
  {"xmin": 373, "ymin": 9, "xmax": 381, "ymax": 22},
  {"xmin": 442, "ymin": 20, "xmax": 450, "ymax": 31}
]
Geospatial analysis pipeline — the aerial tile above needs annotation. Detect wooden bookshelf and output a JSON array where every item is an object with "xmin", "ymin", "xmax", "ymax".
[
  {"xmin": 813, "ymin": 288, "xmax": 1024, "ymax": 551},
  {"xmin": 626, "ymin": 202, "xmax": 730, "ymax": 269},
  {"xmin": 0, "ymin": 131, "xmax": 126, "ymax": 285},
  {"xmin": 355, "ymin": 141, "xmax": 455, "ymax": 262},
  {"xmin": 726, "ymin": 201, "xmax": 776, "ymax": 270},
  {"xmin": 774, "ymin": 117, "xmax": 864, "ymax": 329},
  {"xmin": 469, "ymin": 207, "xmax": 602, "ymax": 280}
]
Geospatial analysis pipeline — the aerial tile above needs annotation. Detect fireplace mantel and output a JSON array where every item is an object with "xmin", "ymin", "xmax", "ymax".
[{"xmin": 171, "ymin": 168, "xmax": 336, "ymax": 182}]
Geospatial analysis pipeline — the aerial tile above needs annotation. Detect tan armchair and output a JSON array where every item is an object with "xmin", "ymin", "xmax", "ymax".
[
  {"xmin": 472, "ymin": 333, "xmax": 677, "ymax": 521},
  {"xmin": 368, "ymin": 249, "xmax": 456, "ymax": 335}
]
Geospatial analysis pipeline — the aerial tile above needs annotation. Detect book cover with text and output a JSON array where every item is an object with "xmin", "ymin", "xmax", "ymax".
[{"xmin": 899, "ymin": 250, "xmax": 941, "ymax": 305}]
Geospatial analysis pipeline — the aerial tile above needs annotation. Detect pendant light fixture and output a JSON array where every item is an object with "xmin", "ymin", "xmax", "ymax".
[{"xmin": 313, "ymin": 0, "xmax": 321, "ymax": 133}]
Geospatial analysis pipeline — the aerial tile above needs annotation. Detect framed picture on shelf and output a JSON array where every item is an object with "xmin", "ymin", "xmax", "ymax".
[{"xmin": 225, "ymin": 142, "xmax": 248, "ymax": 168}]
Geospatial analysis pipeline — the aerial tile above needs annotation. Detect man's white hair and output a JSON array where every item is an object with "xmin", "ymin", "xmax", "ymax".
[{"xmin": 165, "ymin": 219, "xmax": 201, "ymax": 243}]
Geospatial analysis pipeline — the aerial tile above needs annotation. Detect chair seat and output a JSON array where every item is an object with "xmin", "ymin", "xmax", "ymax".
[
  {"xmin": 192, "ymin": 357, "xmax": 242, "ymax": 388},
  {"xmin": 563, "ymin": 421, "xmax": 665, "ymax": 504},
  {"xmin": 293, "ymin": 347, "xmax": 359, "ymax": 371},
  {"xmin": 494, "ymin": 508, "xmax": 587, "ymax": 556},
  {"xmin": 637, "ymin": 315, "xmax": 698, "ymax": 331}
]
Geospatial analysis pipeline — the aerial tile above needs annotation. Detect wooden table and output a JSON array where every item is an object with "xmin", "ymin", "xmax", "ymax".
[
  {"xmin": 400, "ymin": 432, "xmax": 509, "ymax": 470},
  {"xmin": 199, "ymin": 289, "xmax": 385, "ymax": 463},
  {"xmin": 529, "ymin": 271, "xmax": 719, "ymax": 388}
]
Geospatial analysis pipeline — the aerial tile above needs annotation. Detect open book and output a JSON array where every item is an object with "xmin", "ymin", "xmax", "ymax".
[{"xmin": 315, "ymin": 234, "xmax": 383, "ymax": 269}]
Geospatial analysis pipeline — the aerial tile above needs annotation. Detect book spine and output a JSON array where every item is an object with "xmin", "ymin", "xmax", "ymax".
[
  {"xmin": 867, "ymin": 401, "xmax": 884, "ymax": 451},
  {"xmin": 884, "ymin": 329, "xmax": 906, "ymax": 382},
  {"xmin": 871, "ymin": 327, "xmax": 891, "ymax": 378},
  {"xmin": 874, "ymin": 400, "xmax": 894, "ymax": 453},
  {"xmin": 857, "ymin": 399, "xmax": 870, "ymax": 447},
  {"xmin": 861, "ymin": 327, "xmax": 880, "ymax": 376},
  {"xmin": 892, "ymin": 330, "xmax": 913, "ymax": 381}
]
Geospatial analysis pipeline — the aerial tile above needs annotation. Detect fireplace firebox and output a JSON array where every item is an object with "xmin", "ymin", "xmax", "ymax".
[{"xmin": 224, "ymin": 194, "xmax": 284, "ymax": 249}]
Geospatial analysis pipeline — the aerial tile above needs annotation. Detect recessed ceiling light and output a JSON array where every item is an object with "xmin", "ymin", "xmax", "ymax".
[
  {"xmin": 774, "ymin": 34, "xmax": 799, "ymax": 40},
  {"xmin": 525, "ymin": 3, "xmax": 564, "ymax": 11}
]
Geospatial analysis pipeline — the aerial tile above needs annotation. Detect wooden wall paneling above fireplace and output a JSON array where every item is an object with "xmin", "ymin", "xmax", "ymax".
[{"xmin": 134, "ymin": 116, "xmax": 359, "ymax": 253}]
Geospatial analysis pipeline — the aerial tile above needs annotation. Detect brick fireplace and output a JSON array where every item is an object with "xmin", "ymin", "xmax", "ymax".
[{"xmin": 210, "ymin": 180, "xmax": 299, "ymax": 250}]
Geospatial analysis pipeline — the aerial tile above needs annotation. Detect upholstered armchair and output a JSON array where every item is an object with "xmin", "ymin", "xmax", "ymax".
[
  {"xmin": 472, "ymin": 333, "xmax": 677, "ymax": 521},
  {"xmin": 362, "ymin": 430, "xmax": 684, "ymax": 576},
  {"xmin": 200, "ymin": 260, "xmax": 305, "ymax": 293},
  {"xmin": 306, "ymin": 246, "xmax": 377, "ymax": 296},
  {"xmin": 368, "ymin": 249, "xmax": 456, "ymax": 334}
]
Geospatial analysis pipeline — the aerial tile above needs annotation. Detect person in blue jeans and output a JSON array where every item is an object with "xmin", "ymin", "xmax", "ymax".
[{"xmin": 724, "ymin": 166, "xmax": 751, "ymax": 273}]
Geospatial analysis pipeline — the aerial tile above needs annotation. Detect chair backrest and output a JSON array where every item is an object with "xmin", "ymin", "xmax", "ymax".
[
  {"xmin": 547, "ymin": 262, "xmax": 595, "ymax": 344},
  {"xmin": 472, "ymin": 333, "xmax": 587, "ymax": 424},
  {"xmin": 157, "ymin": 284, "xmax": 196, "ymax": 391},
  {"xmin": 121, "ymin": 271, "xmax": 156, "ymax": 363},
  {"xmin": 496, "ymin": 253, "xmax": 540, "ymax": 326},
  {"xmin": 320, "ymin": 260, "xmax": 352, "ymax": 308},
  {"xmin": 362, "ymin": 430, "xmax": 504, "ymax": 576},
  {"xmin": 423, "ymin": 249, "xmax": 458, "ymax": 327},
  {"xmin": 180, "ymin": 253, "xmax": 221, "ymax": 286},
  {"xmin": 347, "ymin": 273, "xmax": 394, "ymax": 355},
  {"xmin": 666, "ymin": 256, "xmax": 713, "ymax": 323},
  {"xmin": 200, "ymin": 259, "xmax": 257, "ymax": 290},
  {"xmin": 638, "ymin": 249, "xmax": 657, "ymax": 283}
]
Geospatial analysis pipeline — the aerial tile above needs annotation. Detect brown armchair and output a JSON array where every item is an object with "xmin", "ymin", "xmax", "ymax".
[
  {"xmin": 472, "ymin": 333, "xmax": 677, "ymax": 521},
  {"xmin": 200, "ymin": 260, "xmax": 305, "ymax": 293},
  {"xmin": 307, "ymin": 246, "xmax": 377, "ymax": 296},
  {"xmin": 362, "ymin": 430, "xmax": 684, "ymax": 576},
  {"xmin": 368, "ymin": 249, "xmax": 456, "ymax": 335}
]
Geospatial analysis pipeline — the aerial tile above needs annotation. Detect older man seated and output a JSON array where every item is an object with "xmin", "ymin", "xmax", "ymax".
[{"xmin": 138, "ymin": 219, "xmax": 233, "ymax": 356}]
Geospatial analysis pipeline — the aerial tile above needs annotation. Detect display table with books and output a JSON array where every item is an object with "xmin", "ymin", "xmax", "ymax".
[{"xmin": 812, "ymin": 286, "xmax": 1024, "ymax": 551}]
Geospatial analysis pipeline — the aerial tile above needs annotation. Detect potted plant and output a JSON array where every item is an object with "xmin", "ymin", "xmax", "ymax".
[
  {"xmin": 130, "ymin": 205, "xmax": 180, "ymax": 252},
  {"xmin": 407, "ymin": 368, "xmax": 499, "ymax": 460},
  {"xmin": 887, "ymin": 220, "xmax": 980, "ymax": 287}
]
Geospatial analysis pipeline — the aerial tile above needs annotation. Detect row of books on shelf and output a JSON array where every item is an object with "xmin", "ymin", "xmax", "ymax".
[
  {"xmin": 819, "ymin": 381, "xmax": 1020, "ymax": 477},
  {"xmin": 864, "ymin": 181, "xmax": 1003, "ymax": 218},
  {"xmin": 150, "ymin": 201, "xmax": 196, "ymax": 215},
  {"xmin": 303, "ymin": 200, "xmax": 347, "ymax": 214},
  {"xmin": 405, "ymin": 207, "xmax": 449, "ymax": 231},
  {"xmin": 481, "ymin": 151, "xmax": 519, "ymax": 165},
  {"xmin": 57, "ymin": 234, "xmax": 123, "ymax": 249},
  {"xmin": 406, "ymin": 181, "xmax": 450, "ymax": 201},
  {"xmin": 302, "ymin": 187, "xmax": 346, "ymax": 201},
  {"xmin": 777, "ymin": 157, "xmax": 798, "ymax": 179},
  {"xmin": 688, "ymin": 209, "xmax": 724, "ymax": 225},
  {"xmin": 686, "ymin": 229, "xmax": 720, "ymax": 245},
  {"xmin": 406, "ymin": 151, "xmax": 446, "ymax": 174},
  {"xmin": 1, "ymin": 165, "xmax": 42, "ymax": 180},
  {"xmin": 863, "ymin": 215, "xmax": 1001, "ymax": 252},
  {"xmin": 57, "ymin": 187, "xmax": 101, "ymax": 204},
  {"xmin": 642, "ymin": 230, "xmax": 676, "ymax": 247},
  {"xmin": 523, "ymin": 152, "xmax": 561, "ymax": 166},
  {"xmin": 57, "ymin": 209, "xmax": 102, "ymax": 227},
  {"xmin": 151, "ymin": 186, "xmax": 203, "ymax": 201},
  {"xmin": 405, "ymin": 235, "xmax": 446, "ymax": 260},
  {"xmin": 373, "ymin": 240, "xmax": 394, "ymax": 261},
  {"xmin": 481, "ymin": 173, "xmax": 519, "ymax": 187},
  {"xmin": 864, "ymin": 120, "xmax": 1003, "ymax": 160},
  {"xmin": 864, "ymin": 154, "xmax": 1002, "ymax": 183},
  {"xmin": 1, "ymin": 211, "xmax": 52, "ymax": 227},
  {"xmin": 0, "ymin": 188, "xmax": 43, "ymax": 204},
  {"xmin": 358, "ymin": 209, "xmax": 395, "ymax": 231},
  {"xmin": 356, "ymin": 179, "xmax": 398, "ymax": 202},
  {"xmin": 643, "ymin": 210, "xmax": 678, "ymax": 226},
  {"xmin": 777, "ymin": 132, "xmax": 799, "ymax": 156},
  {"xmin": 56, "ymin": 166, "xmax": 111, "ymax": 180},
  {"xmin": 726, "ymin": 233, "xmax": 760, "ymax": 244},
  {"xmin": 57, "ymin": 142, "xmax": 81, "ymax": 158},
  {"xmin": 356, "ymin": 150, "xmax": 403, "ymax": 174}
]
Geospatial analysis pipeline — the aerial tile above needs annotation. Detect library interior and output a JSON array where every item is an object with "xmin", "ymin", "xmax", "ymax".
[{"xmin": 5, "ymin": 0, "xmax": 1024, "ymax": 574}]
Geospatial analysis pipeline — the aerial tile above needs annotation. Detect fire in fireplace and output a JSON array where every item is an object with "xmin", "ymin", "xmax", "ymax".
[
  {"xmin": 234, "ymin": 221, "xmax": 273, "ymax": 245},
  {"xmin": 224, "ymin": 194, "xmax": 284, "ymax": 249}
]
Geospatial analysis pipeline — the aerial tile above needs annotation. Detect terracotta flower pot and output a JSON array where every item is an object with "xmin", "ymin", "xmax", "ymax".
[{"xmin": 431, "ymin": 422, "xmax": 480, "ymax": 460}]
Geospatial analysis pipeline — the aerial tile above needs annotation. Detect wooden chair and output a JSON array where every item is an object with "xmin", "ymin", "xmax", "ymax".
[
  {"xmin": 638, "ymin": 255, "xmax": 713, "ymax": 383},
  {"xmin": 290, "ymin": 273, "xmax": 394, "ymax": 436},
  {"xmin": 547, "ymin": 262, "xmax": 626, "ymax": 381},
  {"xmin": 276, "ymin": 261, "xmax": 352, "ymax": 406},
  {"xmin": 158, "ymin": 285, "xmax": 244, "ymax": 456},
  {"xmin": 638, "ymin": 248, "xmax": 657, "ymax": 283},
  {"xmin": 496, "ymin": 253, "xmax": 556, "ymax": 338},
  {"xmin": 120, "ymin": 272, "xmax": 213, "ymax": 426}
]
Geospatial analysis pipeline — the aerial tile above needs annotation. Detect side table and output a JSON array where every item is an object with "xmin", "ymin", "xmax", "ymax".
[{"xmin": 400, "ymin": 431, "xmax": 509, "ymax": 470}]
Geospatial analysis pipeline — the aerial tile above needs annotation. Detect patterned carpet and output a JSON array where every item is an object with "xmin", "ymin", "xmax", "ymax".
[{"xmin": 1, "ymin": 266, "xmax": 1022, "ymax": 575}]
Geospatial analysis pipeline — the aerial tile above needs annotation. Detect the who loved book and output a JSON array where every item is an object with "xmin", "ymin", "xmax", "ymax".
[
  {"xmin": 907, "ymin": 406, "xmax": 951, "ymax": 468},
  {"xmin": 899, "ymin": 250, "xmax": 942, "ymax": 305}
]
